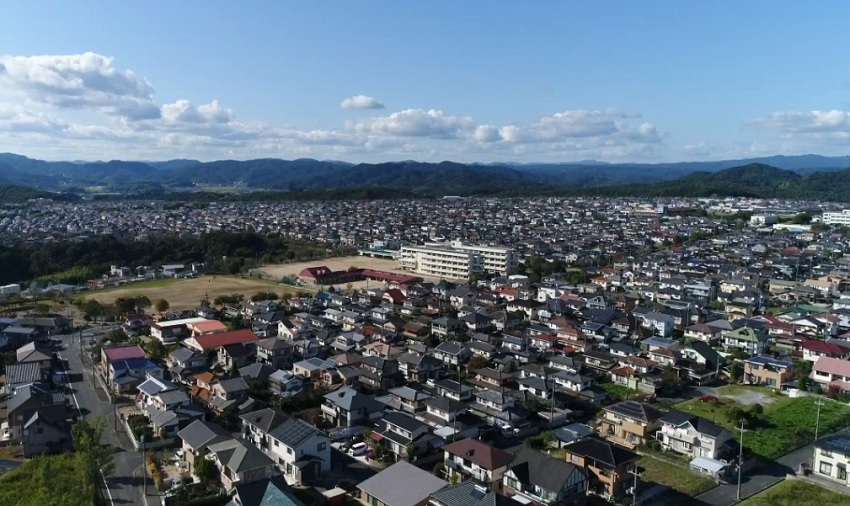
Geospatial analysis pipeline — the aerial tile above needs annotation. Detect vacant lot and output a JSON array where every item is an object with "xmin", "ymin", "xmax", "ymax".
[
  {"xmin": 676, "ymin": 386, "xmax": 850, "ymax": 459},
  {"xmin": 738, "ymin": 479, "xmax": 849, "ymax": 506},
  {"xmin": 637, "ymin": 456, "xmax": 716, "ymax": 497},
  {"xmin": 83, "ymin": 275, "xmax": 306, "ymax": 310},
  {"xmin": 258, "ymin": 255, "xmax": 404, "ymax": 279}
]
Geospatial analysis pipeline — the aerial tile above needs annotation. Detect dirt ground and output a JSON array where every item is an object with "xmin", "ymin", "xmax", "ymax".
[
  {"xmin": 722, "ymin": 390, "xmax": 778, "ymax": 406},
  {"xmin": 84, "ymin": 275, "xmax": 304, "ymax": 310},
  {"xmin": 257, "ymin": 255, "xmax": 420, "ymax": 280}
]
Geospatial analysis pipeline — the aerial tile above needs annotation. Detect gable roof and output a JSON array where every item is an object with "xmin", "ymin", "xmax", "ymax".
[
  {"xmin": 813, "ymin": 356, "xmax": 850, "ymax": 377},
  {"xmin": 103, "ymin": 345, "xmax": 146, "ymax": 363},
  {"xmin": 659, "ymin": 410, "xmax": 728, "ymax": 438},
  {"xmin": 191, "ymin": 329, "xmax": 258, "ymax": 350},
  {"xmin": 229, "ymin": 475, "xmax": 303, "ymax": 506},
  {"xmin": 268, "ymin": 416, "xmax": 323, "ymax": 448},
  {"xmin": 207, "ymin": 439, "xmax": 274, "ymax": 473},
  {"xmin": 430, "ymin": 481, "xmax": 521, "ymax": 506},
  {"xmin": 443, "ymin": 438, "xmax": 514, "ymax": 470},
  {"xmin": 508, "ymin": 448, "xmax": 584, "ymax": 494},
  {"xmin": 563, "ymin": 436, "xmax": 637, "ymax": 469},
  {"xmin": 177, "ymin": 420, "xmax": 232, "ymax": 451},
  {"xmin": 357, "ymin": 460, "xmax": 447, "ymax": 506},
  {"xmin": 603, "ymin": 400, "xmax": 659, "ymax": 423}
]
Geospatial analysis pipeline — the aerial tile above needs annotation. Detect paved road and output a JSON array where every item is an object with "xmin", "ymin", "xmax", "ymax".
[
  {"xmin": 60, "ymin": 330, "xmax": 151, "ymax": 506},
  {"xmin": 693, "ymin": 444, "xmax": 812, "ymax": 506}
]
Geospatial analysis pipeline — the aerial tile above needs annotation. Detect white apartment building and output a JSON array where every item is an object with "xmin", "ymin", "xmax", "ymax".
[
  {"xmin": 400, "ymin": 241, "xmax": 517, "ymax": 279},
  {"xmin": 823, "ymin": 209, "xmax": 850, "ymax": 226}
]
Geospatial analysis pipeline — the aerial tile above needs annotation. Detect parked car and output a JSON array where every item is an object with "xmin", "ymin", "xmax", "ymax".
[{"xmin": 348, "ymin": 442, "xmax": 368, "ymax": 456}]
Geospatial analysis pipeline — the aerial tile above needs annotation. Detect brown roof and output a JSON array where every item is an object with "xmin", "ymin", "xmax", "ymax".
[{"xmin": 443, "ymin": 438, "xmax": 514, "ymax": 470}]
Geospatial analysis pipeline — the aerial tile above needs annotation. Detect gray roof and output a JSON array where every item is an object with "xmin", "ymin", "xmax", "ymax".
[
  {"xmin": 604, "ymin": 401, "xmax": 659, "ymax": 423},
  {"xmin": 6, "ymin": 362, "xmax": 42, "ymax": 386},
  {"xmin": 660, "ymin": 410, "xmax": 728, "ymax": 438},
  {"xmin": 357, "ymin": 460, "xmax": 447, "ymax": 506},
  {"xmin": 157, "ymin": 389, "xmax": 190, "ymax": 405},
  {"xmin": 230, "ymin": 475, "xmax": 303, "ymax": 506},
  {"xmin": 429, "ymin": 481, "xmax": 521, "ymax": 506},
  {"xmin": 241, "ymin": 408, "xmax": 288, "ymax": 434},
  {"xmin": 268, "ymin": 417, "xmax": 323, "ymax": 448},
  {"xmin": 177, "ymin": 420, "xmax": 232, "ymax": 450},
  {"xmin": 169, "ymin": 347, "xmax": 197, "ymax": 363},
  {"xmin": 207, "ymin": 439, "xmax": 275, "ymax": 473},
  {"xmin": 323, "ymin": 386, "xmax": 382, "ymax": 412},
  {"xmin": 239, "ymin": 363, "xmax": 276, "ymax": 380},
  {"xmin": 383, "ymin": 411, "xmax": 427, "ymax": 433},
  {"xmin": 508, "ymin": 447, "xmax": 584, "ymax": 494},
  {"xmin": 8, "ymin": 382, "xmax": 60, "ymax": 414},
  {"xmin": 388, "ymin": 386, "xmax": 433, "ymax": 402},
  {"xmin": 217, "ymin": 376, "xmax": 249, "ymax": 393}
]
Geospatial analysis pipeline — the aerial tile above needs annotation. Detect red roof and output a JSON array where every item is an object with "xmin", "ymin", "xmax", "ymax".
[
  {"xmin": 193, "ymin": 329, "xmax": 258, "ymax": 350},
  {"xmin": 103, "ymin": 345, "xmax": 146, "ymax": 363},
  {"xmin": 299, "ymin": 266, "xmax": 332, "ymax": 280},
  {"xmin": 813, "ymin": 356, "xmax": 850, "ymax": 377},
  {"xmin": 443, "ymin": 438, "xmax": 514, "ymax": 470},
  {"xmin": 802, "ymin": 340, "xmax": 847, "ymax": 355}
]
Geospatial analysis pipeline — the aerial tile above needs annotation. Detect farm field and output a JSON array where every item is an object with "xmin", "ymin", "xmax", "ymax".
[
  {"xmin": 738, "ymin": 479, "xmax": 849, "ymax": 506},
  {"xmin": 676, "ymin": 386, "xmax": 850, "ymax": 459},
  {"xmin": 81, "ymin": 275, "xmax": 305, "ymax": 310},
  {"xmin": 637, "ymin": 455, "xmax": 717, "ymax": 497},
  {"xmin": 257, "ymin": 255, "xmax": 442, "ymax": 283}
]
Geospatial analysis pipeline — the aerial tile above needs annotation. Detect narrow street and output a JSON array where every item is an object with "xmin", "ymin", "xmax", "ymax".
[{"xmin": 59, "ymin": 330, "xmax": 151, "ymax": 506}]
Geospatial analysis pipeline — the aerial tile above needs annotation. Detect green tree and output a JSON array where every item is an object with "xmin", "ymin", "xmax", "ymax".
[
  {"xmin": 113, "ymin": 297, "xmax": 137, "ymax": 315},
  {"xmin": 154, "ymin": 298, "xmax": 170, "ymax": 314},
  {"xmin": 143, "ymin": 340, "xmax": 167, "ymax": 362},
  {"xmin": 467, "ymin": 355, "xmax": 489, "ymax": 372},
  {"xmin": 193, "ymin": 456, "xmax": 218, "ymax": 485},
  {"xmin": 134, "ymin": 295, "xmax": 152, "ymax": 313},
  {"xmin": 71, "ymin": 418, "xmax": 115, "ymax": 502},
  {"xmin": 82, "ymin": 299, "xmax": 106, "ymax": 323},
  {"xmin": 730, "ymin": 362, "xmax": 744, "ymax": 383}
]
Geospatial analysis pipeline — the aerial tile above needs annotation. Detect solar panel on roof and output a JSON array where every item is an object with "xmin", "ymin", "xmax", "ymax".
[{"xmin": 825, "ymin": 437, "xmax": 850, "ymax": 453}]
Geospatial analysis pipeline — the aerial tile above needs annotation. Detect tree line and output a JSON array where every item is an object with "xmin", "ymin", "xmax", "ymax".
[{"xmin": 0, "ymin": 231, "xmax": 357, "ymax": 285}]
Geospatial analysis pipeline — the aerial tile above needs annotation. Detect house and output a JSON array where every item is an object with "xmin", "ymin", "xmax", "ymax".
[
  {"xmin": 802, "ymin": 340, "xmax": 850, "ymax": 363},
  {"xmin": 684, "ymin": 323, "xmax": 721, "ymax": 344},
  {"xmin": 150, "ymin": 317, "xmax": 209, "ymax": 344},
  {"xmin": 269, "ymin": 370, "xmax": 304, "ymax": 398},
  {"xmin": 182, "ymin": 329, "xmax": 259, "ymax": 353},
  {"xmin": 225, "ymin": 475, "xmax": 304, "ymax": 506},
  {"xmin": 359, "ymin": 356, "xmax": 402, "ymax": 390},
  {"xmin": 431, "ymin": 317, "xmax": 465, "ymax": 339},
  {"xmin": 656, "ymin": 411, "xmax": 734, "ymax": 460},
  {"xmin": 434, "ymin": 378, "xmax": 474, "ymax": 402},
  {"xmin": 502, "ymin": 448, "xmax": 588, "ymax": 506},
  {"xmin": 5, "ymin": 383, "xmax": 70, "ymax": 456},
  {"xmin": 812, "ymin": 434, "xmax": 850, "ymax": 487},
  {"xmin": 101, "ymin": 346, "xmax": 162, "ymax": 394},
  {"xmin": 598, "ymin": 400, "xmax": 660, "ymax": 449},
  {"xmin": 374, "ymin": 411, "xmax": 433, "ymax": 458},
  {"xmin": 742, "ymin": 356, "xmax": 795, "ymax": 390},
  {"xmin": 209, "ymin": 377, "xmax": 250, "ymax": 414},
  {"xmin": 388, "ymin": 386, "xmax": 433, "ymax": 413},
  {"xmin": 5, "ymin": 363, "xmax": 47, "ymax": 397},
  {"xmin": 321, "ymin": 386, "xmax": 384, "ymax": 427},
  {"xmin": 562, "ymin": 436, "xmax": 638, "ymax": 500},
  {"xmin": 811, "ymin": 356, "xmax": 850, "ymax": 391},
  {"xmin": 241, "ymin": 408, "xmax": 331, "ymax": 485},
  {"xmin": 256, "ymin": 338, "xmax": 295, "ymax": 369},
  {"xmin": 217, "ymin": 343, "xmax": 255, "ymax": 370},
  {"xmin": 639, "ymin": 312, "xmax": 675, "ymax": 337},
  {"xmin": 722, "ymin": 326, "xmax": 768, "ymax": 355},
  {"xmin": 166, "ymin": 347, "xmax": 207, "ymax": 384},
  {"xmin": 429, "ymin": 481, "xmax": 522, "ymax": 506},
  {"xmin": 433, "ymin": 341, "xmax": 471, "ymax": 368},
  {"xmin": 15, "ymin": 342, "xmax": 54, "ymax": 371},
  {"xmin": 357, "ymin": 460, "xmax": 447, "ymax": 506},
  {"xmin": 206, "ymin": 438, "xmax": 277, "ymax": 492},
  {"xmin": 292, "ymin": 357, "xmax": 338, "ymax": 380},
  {"xmin": 397, "ymin": 353, "xmax": 442, "ymax": 383},
  {"xmin": 442, "ymin": 437, "xmax": 514, "ymax": 488},
  {"xmin": 176, "ymin": 419, "xmax": 232, "ymax": 473}
]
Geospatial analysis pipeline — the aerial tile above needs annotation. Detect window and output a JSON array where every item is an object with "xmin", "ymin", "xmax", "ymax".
[
  {"xmin": 820, "ymin": 462, "xmax": 833, "ymax": 476},
  {"xmin": 318, "ymin": 442, "xmax": 326, "ymax": 451},
  {"xmin": 840, "ymin": 466, "xmax": 848, "ymax": 481},
  {"xmin": 287, "ymin": 447, "xmax": 293, "ymax": 455},
  {"xmin": 274, "ymin": 440, "xmax": 279, "ymax": 447}
]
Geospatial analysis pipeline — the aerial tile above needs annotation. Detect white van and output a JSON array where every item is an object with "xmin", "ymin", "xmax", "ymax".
[{"xmin": 348, "ymin": 442, "xmax": 368, "ymax": 456}]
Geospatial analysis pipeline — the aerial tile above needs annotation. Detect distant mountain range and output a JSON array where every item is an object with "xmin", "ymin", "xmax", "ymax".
[{"xmin": 1, "ymin": 152, "xmax": 850, "ymax": 200}]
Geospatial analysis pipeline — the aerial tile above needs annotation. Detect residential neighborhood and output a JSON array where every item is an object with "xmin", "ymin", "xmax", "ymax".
[{"xmin": 4, "ymin": 197, "xmax": 850, "ymax": 506}]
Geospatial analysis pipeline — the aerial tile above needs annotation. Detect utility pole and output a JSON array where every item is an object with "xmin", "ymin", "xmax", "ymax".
[
  {"xmin": 141, "ymin": 434, "xmax": 146, "ymax": 497},
  {"xmin": 628, "ymin": 466, "xmax": 642, "ymax": 506},
  {"xmin": 737, "ymin": 422, "xmax": 748, "ymax": 501},
  {"xmin": 815, "ymin": 399, "xmax": 825, "ymax": 441},
  {"xmin": 549, "ymin": 377, "xmax": 556, "ymax": 426}
]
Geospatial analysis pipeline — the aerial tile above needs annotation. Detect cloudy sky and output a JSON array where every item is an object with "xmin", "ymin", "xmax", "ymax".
[{"xmin": 2, "ymin": 1, "xmax": 850, "ymax": 163}]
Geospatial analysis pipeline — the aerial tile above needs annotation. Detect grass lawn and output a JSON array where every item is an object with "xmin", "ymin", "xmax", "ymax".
[
  {"xmin": 599, "ymin": 383, "xmax": 641, "ymax": 401},
  {"xmin": 0, "ymin": 453, "xmax": 92, "ymax": 506},
  {"xmin": 738, "ymin": 479, "xmax": 850, "ymax": 506},
  {"xmin": 636, "ymin": 456, "xmax": 716, "ymax": 496},
  {"xmin": 676, "ymin": 386, "xmax": 850, "ymax": 459}
]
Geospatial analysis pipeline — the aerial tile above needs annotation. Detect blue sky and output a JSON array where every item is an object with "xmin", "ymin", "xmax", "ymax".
[{"xmin": 1, "ymin": 1, "xmax": 849, "ymax": 163}]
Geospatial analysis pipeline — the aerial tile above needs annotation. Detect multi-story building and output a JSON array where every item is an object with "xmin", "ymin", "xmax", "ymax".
[
  {"xmin": 742, "ymin": 356, "xmax": 795, "ymax": 390},
  {"xmin": 823, "ymin": 209, "xmax": 850, "ymax": 226},
  {"xmin": 400, "ymin": 241, "xmax": 517, "ymax": 279},
  {"xmin": 656, "ymin": 411, "xmax": 733, "ymax": 460}
]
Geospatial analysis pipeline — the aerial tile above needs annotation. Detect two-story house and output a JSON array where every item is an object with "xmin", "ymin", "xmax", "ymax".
[
  {"xmin": 802, "ymin": 340, "xmax": 850, "ymax": 363},
  {"xmin": 562, "ymin": 437, "xmax": 638, "ymax": 500},
  {"xmin": 209, "ymin": 377, "xmax": 250, "ymax": 414},
  {"xmin": 742, "ymin": 356, "xmax": 795, "ymax": 390},
  {"xmin": 598, "ymin": 400, "xmax": 660, "ymax": 449},
  {"xmin": 256, "ymin": 337, "xmax": 295, "ymax": 369},
  {"xmin": 656, "ymin": 411, "xmax": 734, "ymax": 460},
  {"xmin": 442, "ymin": 437, "xmax": 514, "ymax": 488},
  {"xmin": 434, "ymin": 379, "xmax": 474, "ymax": 402},
  {"xmin": 206, "ymin": 438, "xmax": 276, "ymax": 491},
  {"xmin": 813, "ymin": 434, "xmax": 850, "ymax": 487},
  {"xmin": 374, "ymin": 411, "xmax": 433, "ymax": 458},
  {"xmin": 431, "ymin": 317, "xmax": 466, "ymax": 340},
  {"xmin": 321, "ymin": 386, "xmax": 384, "ymax": 427},
  {"xmin": 397, "ymin": 353, "xmax": 442, "ymax": 383},
  {"xmin": 240, "ymin": 408, "xmax": 331, "ymax": 485},
  {"xmin": 503, "ymin": 448, "xmax": 587, "ymax": 506},
  {"xmin": 358, "ymin": 356, "xmax": 402, "ymax": 390},
  {"xmin": 166, "ymin": 347, "xmax": 207, "ymax": 384},
  {"xmin": 722, "ymin": 326, "xmax": 768, "ymax": 355},
  {"xmin": 176, "ymin": 419, "xmax": 232, "ymax": 473},
  {"xmin": 433, "ymin": 341, "xmax": 471, "ymax": 368},
  {"xmin": 388, "ymin": 386, "xmax": 433, "ymax": 413},
  {"xmin": 810, "ymin": 356, "xmax": 850, "ymax": 392}
]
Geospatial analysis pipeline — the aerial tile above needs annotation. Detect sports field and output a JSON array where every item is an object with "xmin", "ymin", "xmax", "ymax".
[
  {"xmin": 259, "ymin": 255, "xmax": 414, "ymax": 280},
  {"xmin": 83, "ymin": 275, "xmax": 306, "ymax": 310}
]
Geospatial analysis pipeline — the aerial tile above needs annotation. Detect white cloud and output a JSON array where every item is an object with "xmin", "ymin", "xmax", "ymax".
[
  {"xmin": 754, "ymin": 110, "xmax": 850, "ymax": 136},
  {"xmin": 497, "ymin": 110, "xmax": 660, "ymax": 144},
  {"xmin": 0, "ymin": 105, "xmax": 68, "ymax": 133},
  {"xmin": 473, "ymin": 125, "xmax": 501, "ymax": 143},
  {"xmin": 340, "ymin": 95, "xmax": 385, "ymax": 110},
  {"xmin": 351, "ymin": 109, "xmax": 475, "ymax": 138},
  {"xmin": 161, "ymin": 99, "xmax": 234, "ymax": 124}
]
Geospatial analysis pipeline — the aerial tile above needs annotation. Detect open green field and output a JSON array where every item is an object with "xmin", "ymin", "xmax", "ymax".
[
  {"xmin": 637, "ymin": 456, "xmax": 716, "ymax": 496},
  {"xmin": 0, "ymin": 453, "xmax": 92, "ymax": 506},
  {"xmin": 82, "ymin": 275, "xmax": 310, "ymax": 310},
  {"xmin": 738, "ymin": 479, "xmax": 850, "ymax": 506},
  {"xmin": 676, "ymin": 386, "xmax": 850, "ymax": 459},
  {"xmin": 599, "ymin": 383, "xmax": 641, "ymax": 401}
]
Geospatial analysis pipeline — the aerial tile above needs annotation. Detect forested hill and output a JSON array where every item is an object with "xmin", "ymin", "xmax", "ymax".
[{"xmin": 558, "ymin": 163, "xmax": 850, "ymax": 201}]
